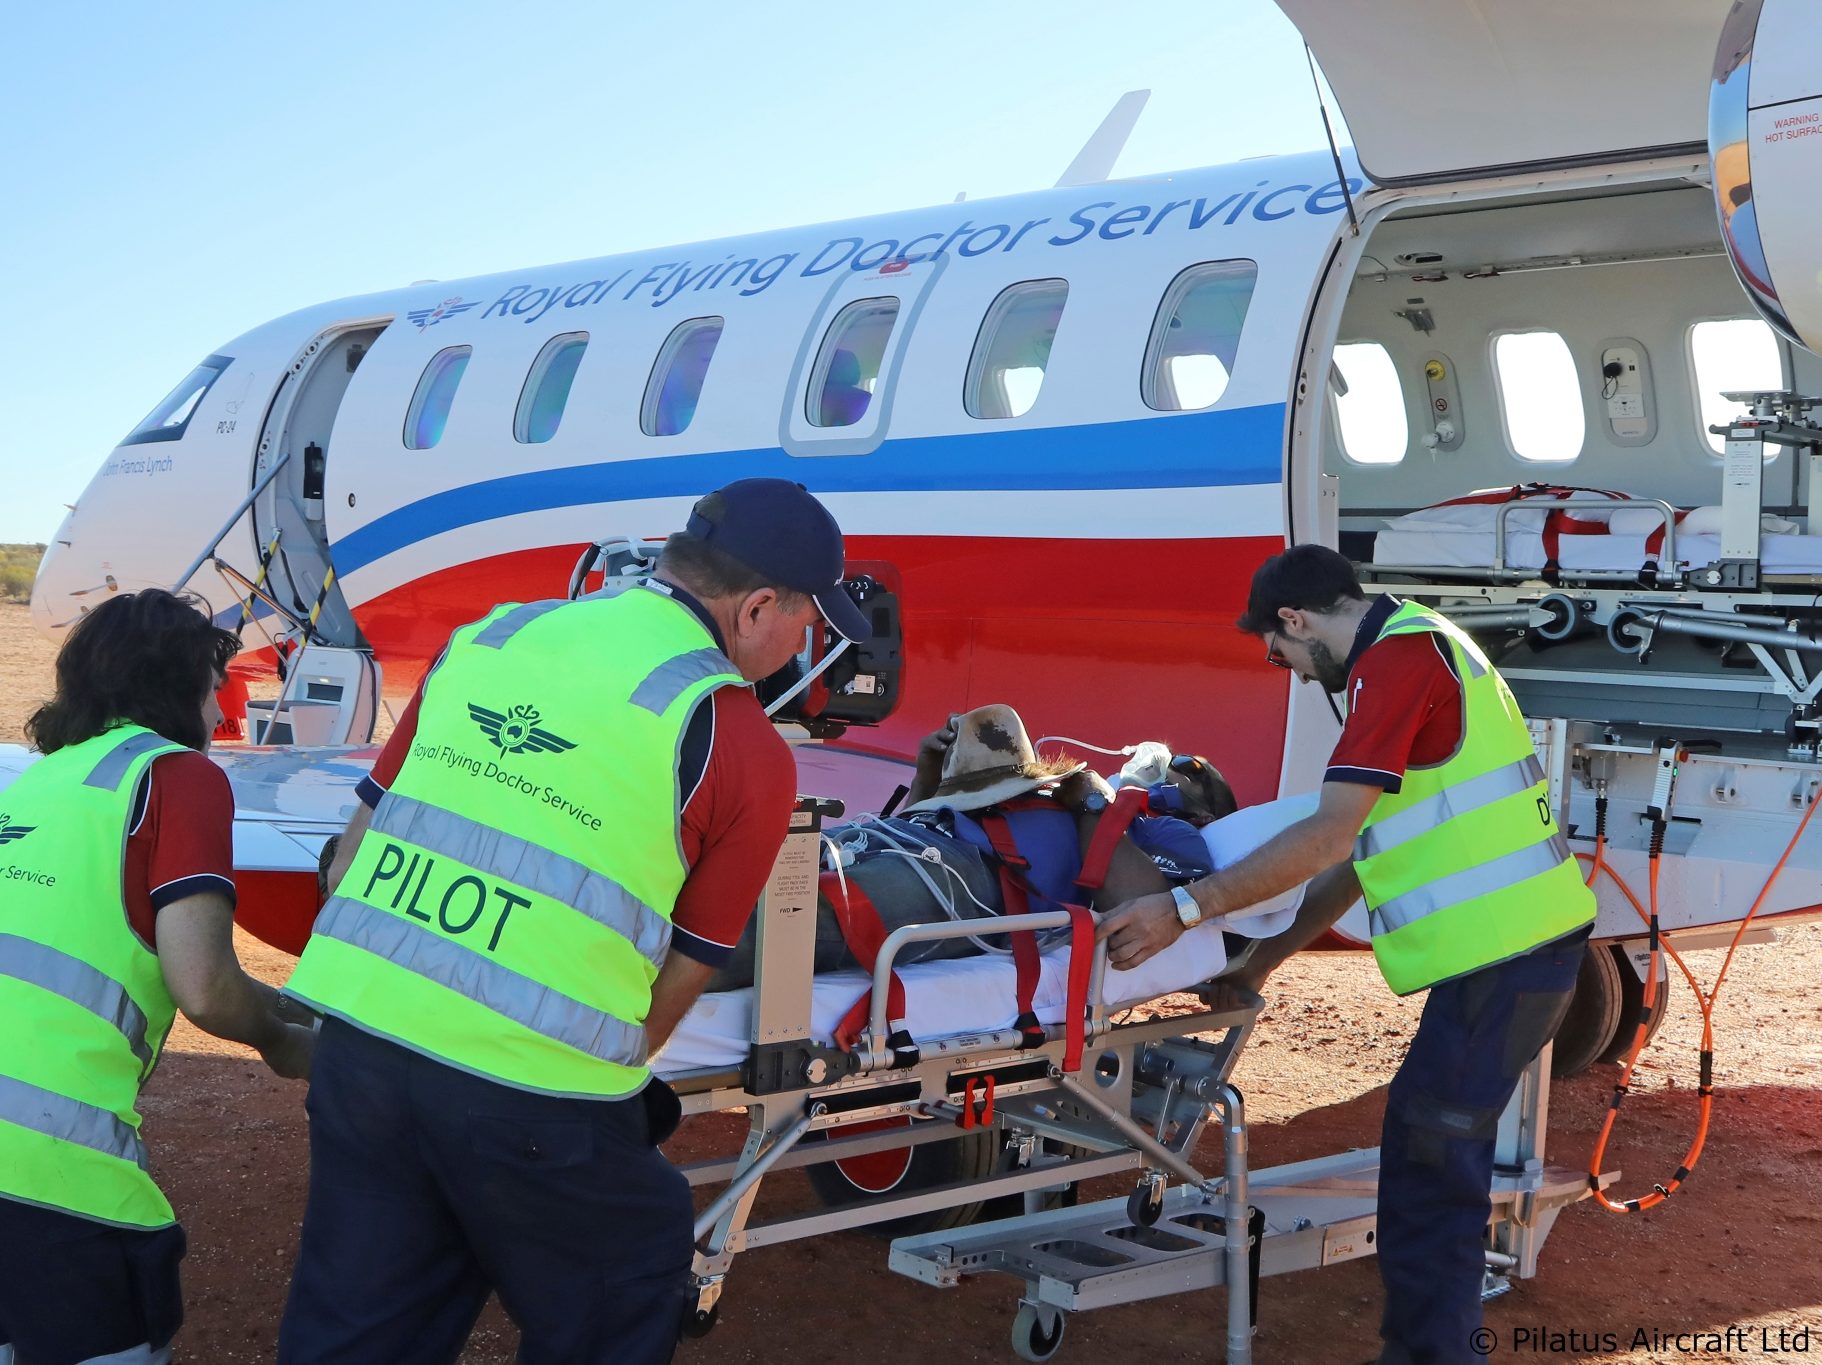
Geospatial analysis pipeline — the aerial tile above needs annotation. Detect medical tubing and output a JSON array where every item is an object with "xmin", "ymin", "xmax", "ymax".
[
  {"xmin": 836, "ymin": 816, "xmax": 1018, "ymax": 954},
  {"xmin": 763, "ymin": 638, "xmax": 853, "ymax": 718},
  {"xmin": 1034, "ymin": 734, "xmax": 1136, "ymax": 757},
  {"xmin": 1580, "ymin": 778, "xmax": 1821, "ymax": 1213}
]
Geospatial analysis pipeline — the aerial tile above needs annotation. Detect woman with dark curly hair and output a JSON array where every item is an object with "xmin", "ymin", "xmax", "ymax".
[{"xmin": 0, "ymin": 588, "xmax": 315, "ymax": 1365}]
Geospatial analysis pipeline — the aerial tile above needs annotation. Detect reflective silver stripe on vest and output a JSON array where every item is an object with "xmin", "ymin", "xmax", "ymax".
[
  {"xmin": 83, "ymin": 731, "xmax": 175, "ymax": 791},
  {"xmin": 0, "ymin": 936, "xmax": 152, "ymax": 1076},
  {"xmin": 0, "ymin": 1073, "xmax": 146, "ymax": 1167},
  {"xmin": 1354, "ymin": 755, "xmax": 1547, "ymax": 862},
  {"xmin": 314, "ymin": 896, "xmax": 649, "ymax": 1067},
  {"xmin": 371, "ymin": 793, "xmax": 671, "ymax": 965},
  {"xmin": 1371, "ymin": 829, "xmax": 1574, "ymax": 934},
  {"xmin": 472, "ymin": 599, "xmax": 567, "ymax": 650},
  {"xmin": 629, "ymin": 648, "xmax": 738, "ymax": 716}
]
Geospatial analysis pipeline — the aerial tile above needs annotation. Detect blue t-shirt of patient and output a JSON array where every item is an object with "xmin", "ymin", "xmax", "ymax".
[{"xmin": 1128, "ymin": 815, "xmax": 1214, "ymax": 883}]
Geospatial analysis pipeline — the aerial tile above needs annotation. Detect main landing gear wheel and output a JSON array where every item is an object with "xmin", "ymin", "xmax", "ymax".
[
  {"xmin": 803, "ymin": 1117, "xmax": 998, "ymax": 1235},
  {"xmin": 1011, "ymin": 1300, "xmax": 1066, "ymax": 1363},
  {"xmin": 1596, "ymin": 945, "xmax": 1672, "ymax": 1065},
  {"xmin": 1552, "ymin": 942, "xmax": 1623, "ymax": 1077}
]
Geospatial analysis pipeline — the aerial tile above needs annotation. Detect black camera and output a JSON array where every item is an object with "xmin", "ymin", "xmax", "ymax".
[{"xmin": 758, "ymin": 575, "xmax": 902, "ymax": 735}]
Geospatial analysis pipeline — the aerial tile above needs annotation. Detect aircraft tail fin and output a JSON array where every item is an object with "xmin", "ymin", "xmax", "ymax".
[{"xmin": 1054, "ymin": 90, "xmax": 1150, "ymax": 188}]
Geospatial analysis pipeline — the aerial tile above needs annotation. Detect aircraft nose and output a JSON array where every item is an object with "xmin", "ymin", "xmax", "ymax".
[
  {"xmin": 29, "ymin": 536, "xmax": 72, "ymax": 634},
  {"xmin": 27, "ymin": 523, "xmax": 106, "ymax": 637}
]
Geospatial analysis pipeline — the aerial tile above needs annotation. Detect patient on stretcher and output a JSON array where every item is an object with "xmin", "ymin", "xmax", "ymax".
[{"xmin": 708, "ymin": 705, "xmax": 1243, "ymax": 992}]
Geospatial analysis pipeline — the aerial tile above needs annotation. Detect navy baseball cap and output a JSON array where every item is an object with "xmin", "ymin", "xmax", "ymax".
[{"xmin": 685, "ymin": 478, "xmax": 871, "ymax": 642}]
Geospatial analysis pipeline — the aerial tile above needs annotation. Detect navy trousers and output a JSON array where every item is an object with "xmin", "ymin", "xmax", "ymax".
[
  {"xmin": 278, "ymin": 1019, "xmax": 692, "ymax": 1365},
  {"xmin": 0, "ymin": 1200, "xmax": 184, "ymax": 1365},
  {"xmin": 1375, "ymin": 927, "xmax": 1590, "ymax": 1365}
]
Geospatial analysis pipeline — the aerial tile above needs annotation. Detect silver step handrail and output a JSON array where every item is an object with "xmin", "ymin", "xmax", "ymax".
[{"xmin": 171, "ymin": 453, "xmax": 291, "ymax": 594}]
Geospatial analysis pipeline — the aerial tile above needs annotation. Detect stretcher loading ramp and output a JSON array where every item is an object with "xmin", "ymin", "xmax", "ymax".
[{"xmin": 888, "ymin": 1147, "xmax": 1609, "ymax": 1363}]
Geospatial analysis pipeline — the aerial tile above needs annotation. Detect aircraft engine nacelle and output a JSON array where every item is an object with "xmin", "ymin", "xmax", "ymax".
[{"xmin": 1710, "ymin": 0, "xmax": 1822, "ymax": 357}]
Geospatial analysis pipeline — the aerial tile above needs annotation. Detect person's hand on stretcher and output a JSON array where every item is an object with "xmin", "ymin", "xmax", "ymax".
[{"xmin": 1097, "ymin": 782, "xmax": 1376, "ymax": 989}]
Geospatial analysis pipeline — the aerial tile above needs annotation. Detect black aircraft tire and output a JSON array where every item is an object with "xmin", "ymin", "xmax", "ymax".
[
  {"xmin": 1595, "ymin": 944, "xmax": 1672, "ymax": 1065},
  {"xmin": 1552, "ymin": 941, "xmax": 1624, "ymax": 1077},
  {"xmin": 802, "ymin": 1119, "xmax": 999, "ymax": 1236}
]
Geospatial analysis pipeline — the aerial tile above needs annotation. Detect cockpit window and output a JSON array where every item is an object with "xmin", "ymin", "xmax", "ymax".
[{"xmin": 121, "ymin": 354, "xmax": 232, "ymax": 445}]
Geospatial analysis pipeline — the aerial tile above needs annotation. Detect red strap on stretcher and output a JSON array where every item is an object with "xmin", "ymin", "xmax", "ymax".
[
  {"xmin": 978, "ymin": 812, "xmax": 1048, "ymax": 1051},
  {"xmin": 825, "ymin": 870, "xmax": 915, "ymax": 1062},
  {"xmin": 980, "ymin": 798, "xmax": 1127, "ymax": 1073},
  {"xmin": 1073, "ymin": 784, "xmax": 1149, "ymax": 892}
]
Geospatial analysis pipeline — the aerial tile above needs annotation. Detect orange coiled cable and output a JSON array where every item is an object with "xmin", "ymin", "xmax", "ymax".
[{"xmin": 1579, "ymin": 779, "xmax": 1821, "ymax": 1213}]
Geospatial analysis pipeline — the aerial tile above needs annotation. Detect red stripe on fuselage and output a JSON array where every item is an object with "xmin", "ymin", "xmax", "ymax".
[{"xmin": 349, "ymin": 533, "xmax": 1292, "ymax": 805}]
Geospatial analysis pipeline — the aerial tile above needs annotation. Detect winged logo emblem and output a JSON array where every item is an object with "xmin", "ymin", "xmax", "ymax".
[
  {"xmin": 0, "ymin": 813, "xmax": 35, "ymax": 846},
  {"xmin": 407, "ymin": 296, "xmax": 478, "ymax": 331},
  {"xmin": 468, "ymin": 703, "xmax": 576, "ymax": 757}
]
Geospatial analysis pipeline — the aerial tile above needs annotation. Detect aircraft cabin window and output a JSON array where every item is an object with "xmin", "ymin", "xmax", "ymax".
[
  {"xmin": 1331, "ymin": 342, "xmax": 1408, "ymax": 465},
  {"xmin": 1690, "ymin": 318, "xmax": 1783, "ymax": 455},
  {"xmin": 966, "ymin": 279, "xmax": 1069, "ymax": 420},
  {"xmin": 403, "ymin": 346, "xmax": 472, "ymax": 450},
  {"xmin": 122, "ymin": 354, "xmax": 232, "ymax": 446},
  {"xmin": 1492, "ymin": 330, "xmax": 1583, "ymax": 463},
  {"xmin": 515, "ymin": 333, "xmax": 589, "ymax": 444},
  {"xmin": 642, "ymin": 317, "xmax": 725, "ymax": 437},
  {"xmin": 1142, "ymin": 260, "xmax": 1258, "ymax": 412},
  {"xmin": 808, "ymin": 298, "xmax": 900, "ymax": 428}
]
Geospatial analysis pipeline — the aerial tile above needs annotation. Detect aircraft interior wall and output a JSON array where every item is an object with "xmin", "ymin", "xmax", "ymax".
[{"xmin": 1324, "ymin": 183, "xmax": 1818, "ymax": 536}]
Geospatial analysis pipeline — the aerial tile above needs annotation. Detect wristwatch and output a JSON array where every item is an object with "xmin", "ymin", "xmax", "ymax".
[{"xmin": 1170, "ymin": 884, "xmax": 1203, "ymax": 929}]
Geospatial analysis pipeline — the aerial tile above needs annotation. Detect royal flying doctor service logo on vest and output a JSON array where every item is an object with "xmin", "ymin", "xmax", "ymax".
[
  {"xmin": 467, "ymin": 703, "xmax": 576, "ymax": 757},
  {"xmin": 0, "ymin": 814, "xmax": 35, "ymax": 845}
]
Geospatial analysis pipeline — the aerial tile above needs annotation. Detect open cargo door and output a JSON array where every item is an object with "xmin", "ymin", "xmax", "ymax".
[{"xmin": 1275, "ymin": 0, "xmax": 1732, "ymax": 186}]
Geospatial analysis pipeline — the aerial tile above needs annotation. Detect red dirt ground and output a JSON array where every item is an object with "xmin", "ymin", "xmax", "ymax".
[{"xmin": 4, "ymin": 599, "xmax": 1819, "ymax": 1363}]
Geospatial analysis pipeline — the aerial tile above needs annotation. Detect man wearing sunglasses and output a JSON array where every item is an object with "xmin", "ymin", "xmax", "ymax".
[{"xmin": 1096, "ymin": 543, "xmax": 1593, "ymax": 1365}]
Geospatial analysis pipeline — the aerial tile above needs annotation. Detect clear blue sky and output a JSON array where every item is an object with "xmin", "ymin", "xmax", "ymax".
[{"xmin": 0, "ymin": 1, "xmax": 1341, "ymax": 544}]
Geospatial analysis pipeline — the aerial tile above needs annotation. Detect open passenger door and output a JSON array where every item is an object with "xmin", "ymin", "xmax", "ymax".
[{"xmin": 1275, "ymin": 0, "xmax": 1732, "ymax": 186}]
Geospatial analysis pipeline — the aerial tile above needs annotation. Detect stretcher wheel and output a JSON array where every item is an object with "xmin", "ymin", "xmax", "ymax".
[
  {"xmin": 1596, "ymin": 945, "xmax": 1671, "ymax": 1064},
  {"xmin": 1125, "ymin": 1176, "xmax": 1164, "ymax": 1228},
  {"xmin": 1011, "ymin": 1301, "xmax": 1065, "ymax": 1362},
  {"xmin": 1551, "ymin": 941, "xmax": 1623, "ymax": 1077},
  {"xmin": 681, "ymin": 1303, "xmax": 718, "ymax": 1339}
]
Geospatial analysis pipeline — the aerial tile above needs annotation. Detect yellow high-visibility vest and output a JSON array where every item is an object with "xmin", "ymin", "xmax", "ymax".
[
  {"xmin": 287, "ymin": 589, "xmax": 742, "ymax": 1097},
  {"xmin": 0, "ymin": 726, "xmax": 186, "ymax": 1227},
  {"xmin": 1352, "ymin": 602, "xmax": 1594, "ymax": 995}
]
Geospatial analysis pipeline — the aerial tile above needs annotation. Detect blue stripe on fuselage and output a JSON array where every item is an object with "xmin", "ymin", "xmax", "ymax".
[{"xmin": 332, "ymin": 403, "xmax": 1286, "ymax": 578}]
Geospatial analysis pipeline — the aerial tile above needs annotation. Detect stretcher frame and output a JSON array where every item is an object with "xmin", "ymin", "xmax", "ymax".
[
  {"xmin": 666, "ymin": 797, "xmax": 1258, "ymax": 1334},
  {"xmin": 664, "ymin": 797, "xmax": 1605, "ymax": 1362}
]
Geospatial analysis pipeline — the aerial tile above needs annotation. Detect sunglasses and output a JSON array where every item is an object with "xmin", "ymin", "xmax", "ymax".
[{"xmin": 1265, "ymin": 631, "xmax": 1291, "ymax": 669}]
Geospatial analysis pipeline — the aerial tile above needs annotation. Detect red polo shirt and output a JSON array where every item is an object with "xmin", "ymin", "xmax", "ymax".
[{"xmin": 1324, "ymin": 596, "xmax": 1465, "ymax": 793}]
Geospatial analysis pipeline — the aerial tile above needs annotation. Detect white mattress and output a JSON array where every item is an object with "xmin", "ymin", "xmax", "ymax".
[
  {"xmin": 651, "ymin": 915, "xmax": 1234, "ymax": 1075},
  {"xmin": 1373, "ymin": 526, "xmax": 1822, "ymax": 575},
  {"xmin": 652, "ymin": 793, "xmax": 1320, "ymax": 1076}
]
